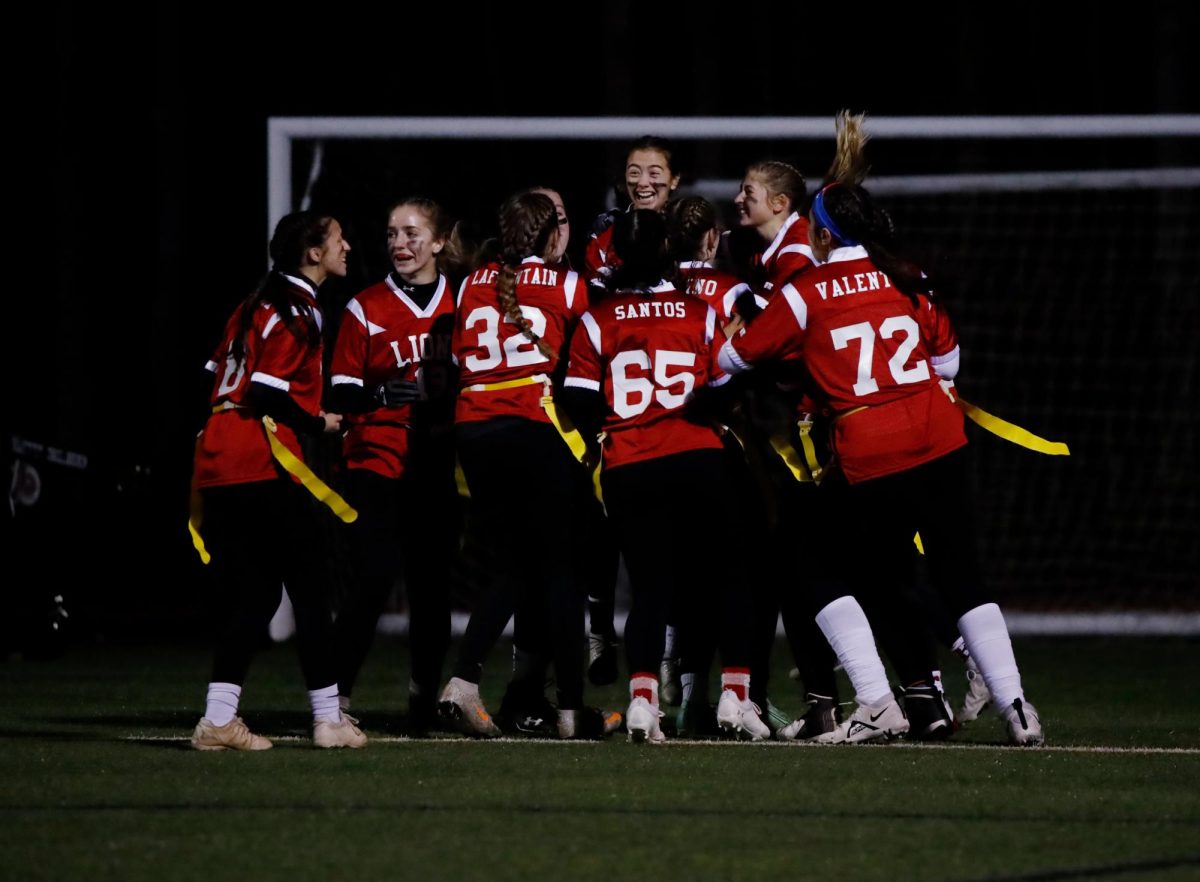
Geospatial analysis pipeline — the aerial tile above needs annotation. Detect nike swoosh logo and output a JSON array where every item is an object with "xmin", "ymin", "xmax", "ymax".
[{"xmin": 869, "ymin": 710, "xmax": 887, "ymax": 722}]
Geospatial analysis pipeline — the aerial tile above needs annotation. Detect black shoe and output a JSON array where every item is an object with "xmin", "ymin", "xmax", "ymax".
[
  {"xmin": 495, "ymin": 689, "xmax": 558, "ymax": 738},
  {"xmin": 903, "ymin": 683, "xmax": 956, "ymax": 740},
  {"xmin": 785, "ymin": 692, "xmax": 841, "ymax": 740},
  {"xmin": 407, "ymin": 693, "xmax": 438, "ymax": 737}
]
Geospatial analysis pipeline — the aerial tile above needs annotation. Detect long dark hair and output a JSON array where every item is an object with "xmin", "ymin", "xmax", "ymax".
[
  {"xmin": 816, "ymin": 111, "xmax": 931, "ymax": 304},
  {"xmin": 232, "ymin": 211, "xmax": 330, "ymax": 364},
  {"xmin": 607, "ymin": 209, "xmax": 677, "ymax": 294},
  {"xmin": 495, "ymin": 191, "xmax": 559, "ymax": 360}
]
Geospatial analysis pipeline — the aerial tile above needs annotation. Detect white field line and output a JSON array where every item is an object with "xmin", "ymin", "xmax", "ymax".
[{"xmin": 126, "ymin": 734, "xmax": 1200, "ymax": 755}]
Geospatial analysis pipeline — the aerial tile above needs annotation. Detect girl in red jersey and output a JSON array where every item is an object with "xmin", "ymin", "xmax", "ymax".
[
  {"xmin": 718, "ymin": 116, "xmax": 1043, "ymax": 747},
  {"xmin": 439, "ymin": 191, "xmax": 614, "ymax": 740},
  {"xmin": 667, "ymin": 196, "xmax": 764, "ymax": 324},
  {"xmin": 190, "ymin": 211, "xmax": 367, "ymax": 751},
  {"xmin": 327, "ymin": 197, "xmax": 459, "ymax": 733},
  {"xmin": 733, "ymin": 159, "xmax": 817, "ymax": 297},
  {"xmin": 561, "ymin": 209, "xmax": 770, "ymax": 743},
  {"xmin": 584, "ymin": 136, "xmax": 682, "ymax": 289}
]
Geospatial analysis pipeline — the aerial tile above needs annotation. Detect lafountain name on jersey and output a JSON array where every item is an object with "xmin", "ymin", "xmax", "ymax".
[
  {"xmin": 467, "ymin": 265, "xmax": 560, "ymax": 287},
  {"xmin": 612, "ymin": 300, "xmax": 691, "ymax": 320}
]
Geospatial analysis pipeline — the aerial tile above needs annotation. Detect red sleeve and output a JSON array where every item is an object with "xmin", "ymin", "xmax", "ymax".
[
  {"xmin": 563, "ymin": 310, "xmax": 604, "ymax": 392},
  {"xmin": 917, "ymin": 294, "xmax": 960, "ymax": 379},
  {"xmin": 723, "ymin": 283, "xmax": 808, "ymax": 372},
  {"xmin": 249, "ymin": 308, "xmax": 315, "ymax": 391},
  {"xmin": 330, "ymin": 298, "xmax": 370, "ymax": 385}
]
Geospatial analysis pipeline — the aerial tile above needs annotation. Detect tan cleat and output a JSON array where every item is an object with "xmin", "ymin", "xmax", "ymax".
[
  {"xmin": 191, "ymin": 717, "xmax": 273, "ymax": 751},
  {"xmin": 313, "ymin": 716, "xmax": 368, "ymax": 749}
]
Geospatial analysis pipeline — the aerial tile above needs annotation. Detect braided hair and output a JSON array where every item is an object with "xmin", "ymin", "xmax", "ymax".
[
  {"xmin": 496, "ymin": 192, "xmax": 559, "ymax": 360},
  {"xmin": 608, "ymin": 209, "xmax": 676, "ymax": 294},
  {"xmin": 665, "ymin": 196, "xmax": 718, "ymax": 262}
]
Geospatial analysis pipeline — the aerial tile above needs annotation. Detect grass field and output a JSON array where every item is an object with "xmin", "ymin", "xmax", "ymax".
[{"xmin": 2, "ymin": 636, "xmax": 1198, "ymax": 881}]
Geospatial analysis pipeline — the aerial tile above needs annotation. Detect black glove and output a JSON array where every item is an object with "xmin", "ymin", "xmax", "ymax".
[{"xmin": 374, "ymin": 377, "xmax": 422, "ymax": 407}]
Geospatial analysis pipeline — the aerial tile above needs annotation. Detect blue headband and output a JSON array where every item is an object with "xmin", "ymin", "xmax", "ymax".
[{"xmin": 812, "ymin": 185, "xmax": 859, "ymax": 247}]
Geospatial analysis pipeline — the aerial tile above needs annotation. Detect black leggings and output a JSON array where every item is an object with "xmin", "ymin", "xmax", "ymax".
[
  {"xmin": 453, "ymin": 417, "xmax": 585, "ymax": 709},
  {"xmin": 332, "ymin": 452, "xmax": 456, "ymax": 699},
  {"xmin": 200, "ymin": 479, "xmax": 337, "ymax": 691},
  {"xmin": 603, "ymin": 448, "xmax": 752, "ymax": 679}
]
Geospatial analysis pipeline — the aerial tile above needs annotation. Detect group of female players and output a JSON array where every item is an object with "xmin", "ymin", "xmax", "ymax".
[{"xmin": 187, "ymin": 114, "xmax": 1043, "ymax": 750}]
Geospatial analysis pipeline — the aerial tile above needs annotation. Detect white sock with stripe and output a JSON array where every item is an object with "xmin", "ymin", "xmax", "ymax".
[
  {"xmin": 815, "ymin": 596, "xmax": 893, "ymax": 707},
  {"xmin": 957, "ymin": 603, "xmax": 1024, "ymax": 710},
  {"xmin": 204, "ymin": 682, "xmax": 241, "ymax": 727}
]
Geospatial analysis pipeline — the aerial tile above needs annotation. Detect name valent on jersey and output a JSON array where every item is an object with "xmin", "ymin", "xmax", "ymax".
[
  {"xmin": 814, "ymin": 271, "xmax": 894, "ymax": 301},
  {"xmin": 468, "ymin": 266, "xmax": 560, "ymax": 287}
]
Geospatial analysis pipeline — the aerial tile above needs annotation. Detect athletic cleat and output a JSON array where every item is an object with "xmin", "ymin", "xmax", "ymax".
[
  {"xmin": 626, "ymin": 696, "xmax": 666, "ymax": 744},
  {"xmin": 1003, "ymin": 697, "xmax": 1044, "ymax": 747},
  {"xmin": 437, "ymin": 677, "xmax": 500, "ymax": 737},
  {"xmin": 659, "ymin": 657, "xmax": 682, "ymax": 707},
  {"xmin": 191, "ymin": 717, "xmax": 272, "ymax": 751},
  {"xmin": 558, "ymin": 707, "xmax": 623, "ymax": 739},
  {"xmin": 763, "ymin": 699, "xmax": 793, "ymax": 736},
  {"xmin": 791, "ymin": 693, "xmax": 842, "ymax": 741},
  {"xmin": 313, "ymin": 716, "xmax": 368, "ymax": 749},
  {"xmin": 816, "ymin": 698, "xmax": 908, "ymax": 744},
  {"xmin": 959, "ymin": 654, "xmax": 992, "ymax": 723},
  {"xmin": 903, "ymin": 684, "xmax": 955, "ymax": 741},
  {"xmin": 496, "ymin": 690, "xmax": 558, "ymax": 738},
  {"xmin": 587, "ymin": 632, "xmax": 619, "ymax": 686},
  {"xmin": 716, "ymin": 690, "xmax": 771, "ymax": 741}
]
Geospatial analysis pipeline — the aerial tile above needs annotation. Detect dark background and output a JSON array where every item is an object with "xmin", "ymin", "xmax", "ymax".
[{"xmin": 19, "ymin": 4, "xmax": 1196, "ymax": 644}]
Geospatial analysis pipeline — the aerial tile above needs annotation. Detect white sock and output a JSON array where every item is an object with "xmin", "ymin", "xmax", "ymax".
[
  {"xmin": 815, "ymin": 596, "xmax": 893, "ymax": 706},
  {"xmin": 957, "ymin": 603, "xmax": 1024, "ymax": 710},
  {"xmin": 204, "ymin": 682, "xmax": 241, "ymax": 726},
  {"xmin": 630, "ymin": 675, "xmax": 659, "ymax": 706},
  {"xmin": 309, "ymin": 684, "xmax": 343, "ymax": 724}
]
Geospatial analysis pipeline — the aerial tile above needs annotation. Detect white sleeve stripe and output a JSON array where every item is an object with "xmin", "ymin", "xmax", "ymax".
[
  {"xmin": 722, "ymin": 283, "xmax": 751, "ymax": 318},
  {"xmin": 456, "ymin": 277, "xmax": 469, "ymax": 308},
  {"xmin": 204, "ymin": 360, "xmax": 219, "ymax": 373},
  {"xmin": 708, "ymin": 374, "xmax": 732, "ymax": 388},
  {"xmin": 778, "ymin": 243, "xmax": 816, "ymax": 262},
  {"xmin": 564, "ymin": 271, "xmax": 579, "ymax": 310},
  {"xmin": 250, "ymin": 371, "xmax": 290, "ymax": 391},
  {"xmin": 930, "ymin": 345, "xmax": 961, "ymax": 380},
  {"xmin": 781, "ymin": 284, "xmax": 808, "ymax": 330},
  {"xmin": 331, "ymin": 374, "xmax": 364, "ymax": 386},
  {"xmin": 563, "ymin": 376, "xmax": 601, "ymax": 391},
  {"xmin": 705, "ymin": 306, "xmax": 716, "ymax": 344},
  {"xmin": 346, "ymin": 299, "xmax": 368, "ymax": 329},
  {"xmin": 580, "ymin": 311, "xmax": 602, "ymax": 354},
  {"xmin": 718, "ymin": 340, "xmax": 751, "ymax": 375},
  {"xmin": 261, "ymin": 314, "xmax": 281, "ymax": 339}
]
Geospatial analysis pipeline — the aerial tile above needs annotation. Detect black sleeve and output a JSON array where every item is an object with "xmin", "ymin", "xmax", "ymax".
[
  {"xmin": 245, "ymin": 381, "xmax": 326, "ymax": 435},
  {"xmin": 556, "ymin": 385, "xmax": 607, "ymax": 445},
  {"xmin": 327, "ymin": 382, "xmax": 378, "ymax": 415}
]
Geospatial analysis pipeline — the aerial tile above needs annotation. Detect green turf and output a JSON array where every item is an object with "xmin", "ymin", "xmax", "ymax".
[{"xmin": 2, "ymin": 637, "xmax": 1198, "ymax": 881}]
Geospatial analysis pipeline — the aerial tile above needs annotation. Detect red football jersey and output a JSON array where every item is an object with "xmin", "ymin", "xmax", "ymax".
[
  {"xmin": 454, "ymin": 257, "xmax": 586, "ymax": 424},
  {"xmin": 584, "ymin": 224, "xmax": 617, "ymax": 287},
  {"xmin": 720, "ymin": 246, "xmax": 965, "ymax": 483},
  {"xmin": 564, "ymin": 281, "xmax": 727, "ymax": 469},
  {"xmin": 756, "ymin": 212, "xmax": 817, "ymax": 295},
  {"xmin": 330, "ymin": 273, "xmax": 455, "ymax": 478},
  {"xmin": 678, "ymin": 261, "xmax": 765, "ymax": 323},
  {"xmin": 194, "ymin": 274, "xmax": 323, "ymax": 488}
]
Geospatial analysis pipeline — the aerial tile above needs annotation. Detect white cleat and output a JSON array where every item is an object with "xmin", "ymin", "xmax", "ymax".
[
  {"xmin": 959, "ymin": 654, "xmax": 992, "ymax": 723},
  {"xmin": 815, "ymin": 698, "xmax": 909, "ymax": 744},
  {"xmin": 313, "ymin": 716, "xmax": 368, "ymax": 749},
  {"xmin": 626, "ymin": 696, "xmax": 666, "ymax": 744},
  {"xmin": 438, "ymin": 677, "xmax": 501, "ymax": 737},
  {"xmin": 1002, "ymin": 698, "xmax": 1044, "ymax": 747},
  {"xmin": 716, "ymin": 690, "xmax": 771, "ymax": 742},
  {"xmin": 191, "ymin": 717, "xmax": 272, "ymax": 751}
]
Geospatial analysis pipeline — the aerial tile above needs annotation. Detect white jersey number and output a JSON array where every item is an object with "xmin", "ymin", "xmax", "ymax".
[
  {"xmin": 830, "ymin": 315, "xmax": 930, "ymax": 397},
  {"xmin": 463, "ymin": 305, "xmax": 550, "ymax": 372},
  {"xmin": 611, "ymin": 349, "xmax": 696, "ymax": 419},
  {"xmin": 216, "ymin": 356, "xmax": 246, "ymax": 396}
]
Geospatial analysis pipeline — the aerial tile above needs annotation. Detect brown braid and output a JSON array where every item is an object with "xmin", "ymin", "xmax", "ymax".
[
  {"xmin": 746, "ymin": 159, "xmax": 807, "ymax": 213},
  {"xmin": 665, "ymin": 196, "xmax": 718, "ymax": 262},
  {"xmin": 496, "ymin": 192, "xmax": 559, "ymax": 361}
]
